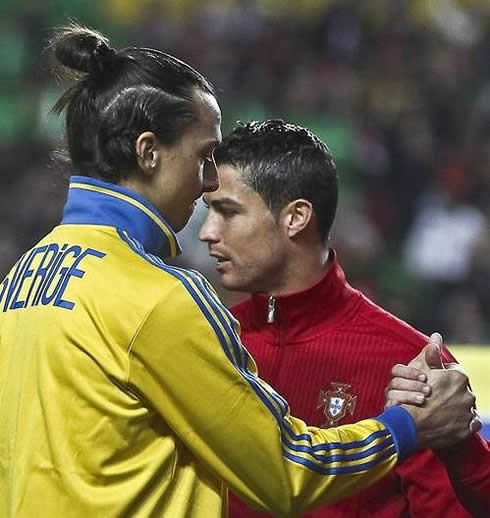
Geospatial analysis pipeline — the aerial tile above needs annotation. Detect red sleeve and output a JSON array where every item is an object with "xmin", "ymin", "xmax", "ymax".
[
  {"xmin": 438, "ymin": 348, "xmax": 490, "ymax": 515},
  {"xmin": 395, "ymin": 450, "xmax": 472, "ymax": 517},
  {"xmin": 441, "ymin": 346, "xmax": 457, "ymax": 363},
  {"xmin": 229, "ymin": 492, "xmax": 268, "ymax": 518},
  {"xmin": 436, "ymin": 434, "xmax": 490, "ymax": 516}
]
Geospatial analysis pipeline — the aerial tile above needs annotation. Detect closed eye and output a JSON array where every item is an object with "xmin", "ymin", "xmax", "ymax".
[
  {"xmin": 219, "ymin": 208, "xmax": 239, "ymax": 218},
  {"xmin": 202, "ymin": 198, "xmax": 243, "ymax": 216}
]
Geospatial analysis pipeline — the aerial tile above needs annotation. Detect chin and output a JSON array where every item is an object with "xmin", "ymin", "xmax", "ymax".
[{"xmin": 221, "ymin": 275, "xmax": 252, "ymax": 293}]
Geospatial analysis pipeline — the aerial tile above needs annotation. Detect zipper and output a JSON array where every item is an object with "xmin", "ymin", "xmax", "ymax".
[{"xmin": 267, "ymin": 295, "xmax": 276, "ymax": 324}]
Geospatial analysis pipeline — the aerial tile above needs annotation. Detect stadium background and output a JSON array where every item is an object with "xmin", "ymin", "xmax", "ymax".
[{"xmin": 0, "ymin": 0, "xmax": 488, "ymax": 436}]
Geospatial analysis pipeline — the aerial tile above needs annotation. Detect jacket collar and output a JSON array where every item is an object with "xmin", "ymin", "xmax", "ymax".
[
  {"xmin": 237, "ymin": 251, "xmax": 360, "ymax": 342},
  {"xmin": 61, "ymin": 175, "xmax": 182, "ymax": 258}
]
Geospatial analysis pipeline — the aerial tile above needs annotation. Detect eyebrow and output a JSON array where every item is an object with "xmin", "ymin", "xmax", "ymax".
[{"xmin": 203, "ymin": 197, "xmax": 242, "ymax": 209}]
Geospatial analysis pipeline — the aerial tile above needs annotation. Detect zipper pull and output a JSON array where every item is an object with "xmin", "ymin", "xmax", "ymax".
[{"xmin": 267, "ymin": 295, "xmax": 276, "ymax": 324}]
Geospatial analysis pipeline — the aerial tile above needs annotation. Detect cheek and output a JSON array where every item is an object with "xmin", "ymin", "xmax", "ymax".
[
  {"xmin": 228, "ymin": 223, "xmax": 259, "ymax": 253},
  {"xmin": 233, "ymin": 230, "xmax": 284, "ymax": 271},
  {"xmin": 230, "ymin": 248, "xmax": 285, "ymax": 293},
  {"xmin": 176, "ymin": 163, "xmax": 202, "ymax": 202},
  {"xmin": 190, "ymin": 163, "xmax": 204, "ymax": 191}
]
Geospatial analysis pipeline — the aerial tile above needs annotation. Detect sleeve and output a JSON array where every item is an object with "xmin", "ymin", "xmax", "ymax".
[
  {"xmin": 436, "ymin": 434, "xmax": 490, "ymax": 517},
  {"xmin": 127, "ymin": 272, "xmax": 417, "ymax": 516},
  {"xmin": 438, "ymin": 346, "xmax": 490, "ymax": 516},
  {"xmin": 395, "ymin": 450, "xmax": 473, "ymax": 517}
]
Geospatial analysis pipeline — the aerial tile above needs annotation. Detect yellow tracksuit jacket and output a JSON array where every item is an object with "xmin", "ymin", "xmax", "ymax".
[{"xmin": 0, "ymin": 176, "xmax": 417, "ymax": 517}]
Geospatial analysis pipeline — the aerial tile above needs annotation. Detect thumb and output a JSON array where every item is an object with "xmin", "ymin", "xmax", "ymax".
[
  {"xmin": 424, "ymin": 341, "xmax": 444, "ymax": 369},
  {"xmin": 408, "ymin": 333, "xmax": 444, "ymax": 372},
  {"xmin": 425, "ymin": 332, "xmax": 444, "ymax": 369},
  {"xmin": 428, "ymin": 332, "xmax": 443, "ymax": 348}
]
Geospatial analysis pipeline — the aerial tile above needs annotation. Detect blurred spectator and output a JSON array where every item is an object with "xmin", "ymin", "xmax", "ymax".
[
  {"xmin": 403, "ymin": 155, "xmax": 486, "ymax": 284},
  {"xmin": 1, "ymin": 0, "xmax": 489, "ymax": 342}
]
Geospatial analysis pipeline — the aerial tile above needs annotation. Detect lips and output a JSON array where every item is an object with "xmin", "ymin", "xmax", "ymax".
[
  {"xmin": 209, "ymin": 252, "xmax": 231, "ymax": 272},
  {"xmin": 215, "ymin": 260, "xmax": 230, "ymax": 274}
]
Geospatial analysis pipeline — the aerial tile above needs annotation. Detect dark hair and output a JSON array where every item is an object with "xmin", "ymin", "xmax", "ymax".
[
  {"xmin": 214, "ymin": 120, "xmax": 338, "ymax": 241},
  {"xmin": 50, "ymin": 24, "xmax": 215, "ymax": 182}
]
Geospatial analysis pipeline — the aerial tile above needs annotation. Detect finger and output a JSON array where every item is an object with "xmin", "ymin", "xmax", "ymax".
[
  {"xmin": 425, "ymin": 342, "xmax": 443, "ymax": 369},
  {"xmin": 407, "ymin": 349, "xmax": 427, "ymax": 372},
  {"xmin": 384, "ymin": 399, "xmax": 400, "ymax": 409},
  {"xmin": 408, "ymin": 333, "xmax": 444, "ymax": 372},
  {"xmin": 385, "ymin": 377, "xmax": 431, "ymax": 395},
  {"xmin": 408, "ymin": 342, "xmax": 440, "ymax": 372},
  {"xmin": 470, "ymin": 409, "xmax": 482, "ymax": 433},
  {"xmin": 391, "ymin": 364, "xmax": 427, "ymax": 382},
  {"xmin": 385, "ymin": 389, "xmax": 426, "ymax": 406},
  {"xmin": 429, "ymin": 332, "xmax": 443, "ymax": 346},
  {"xmin": 467, "ymin": 388, "xmax": 476, "ymax": 409},
  {"xmin": 470, "ymin": 418, "xmax": 482, "ymax": 433}
]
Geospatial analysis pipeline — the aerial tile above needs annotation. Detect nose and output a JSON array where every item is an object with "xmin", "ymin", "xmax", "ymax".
[
  {"xmin": 202, "ymin": 157, "xmax": 219, "ymax": 193},
  {"xmin": 199, "ymin": 211, "xmax": 219, "ymax": 244}
]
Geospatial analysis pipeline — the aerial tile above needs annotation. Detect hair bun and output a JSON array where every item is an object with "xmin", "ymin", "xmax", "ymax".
[{"xmin": 53, "ymin": 25, "xmax": 117, "ymax": 75}]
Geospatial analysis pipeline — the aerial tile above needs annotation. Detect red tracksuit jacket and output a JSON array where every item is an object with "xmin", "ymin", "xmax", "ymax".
[{"xmin": 229, "ymin": 256, "xmax": 489, "ymax": 517}]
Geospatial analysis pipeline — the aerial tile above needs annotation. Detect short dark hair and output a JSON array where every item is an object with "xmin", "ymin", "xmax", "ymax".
[
  {"xmin": 50, "ymin": 24, "xmax": 215, "ymax": 182},
  {"xmin": 214, "ymin": 120, "xmax": 338, "ymax": 240}
]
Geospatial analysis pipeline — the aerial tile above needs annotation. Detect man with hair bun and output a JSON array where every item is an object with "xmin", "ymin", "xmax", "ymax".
[
  {"xmin": 0, "ymin": 28, "xmax": 481, "ymax": 517},
  {"xmin": 199, "ymin": 119, "xmax": 490, "ymax": 517}
]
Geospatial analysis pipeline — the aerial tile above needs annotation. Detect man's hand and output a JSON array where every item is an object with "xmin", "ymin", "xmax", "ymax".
[{"xmin": 385, "ymin": 333, "xmax": 481, "ymax": 449}]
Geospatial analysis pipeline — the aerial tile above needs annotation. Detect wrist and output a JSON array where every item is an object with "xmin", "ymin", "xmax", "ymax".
[{"xmin": 376, "ymin": 406, "xmax": 418, "ymax": 462}]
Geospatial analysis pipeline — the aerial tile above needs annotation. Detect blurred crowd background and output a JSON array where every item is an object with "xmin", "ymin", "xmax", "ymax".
[{"xmin": 1, "ymin": 0, "xmax": 490, "ymax": 346}]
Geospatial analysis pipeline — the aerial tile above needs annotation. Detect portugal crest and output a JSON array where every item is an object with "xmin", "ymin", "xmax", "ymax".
[{"xmin": 318, "ymin": 382, "xmax": 357, "ymax": 426}]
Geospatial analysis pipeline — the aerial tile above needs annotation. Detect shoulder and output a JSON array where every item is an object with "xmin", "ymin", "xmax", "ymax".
[
  {"xmin": 354, "ymin": 292, "xmax": 429, "ymax": 354},
  {"xmin": 116, "ymin": 230, "xmax": 210, "ymax": 294},
  {"xmin": 141, "ymin": 261, "xmax": 235, "ymax": 333},
  {"xmin": 105, "ymin": 229, "xmax": 224, "ymax": 322},
  {"xmin": 131, "ymin": 264, "xmax": 242, "ymax": 367}
]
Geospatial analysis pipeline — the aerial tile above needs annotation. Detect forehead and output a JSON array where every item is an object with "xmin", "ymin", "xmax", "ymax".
[
  {"xmin": 205, "ymin": 164, "xmax": 266, "ymax": 207},
  {"xmin": 191, "ymin": 89, "xmax": 222, "ymax": 142}
]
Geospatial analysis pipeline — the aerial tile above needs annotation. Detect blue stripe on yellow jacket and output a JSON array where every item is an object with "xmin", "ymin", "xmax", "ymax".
[{"xmin": 0, "ymin": 175, "xmax": 417, "ymax": 518}]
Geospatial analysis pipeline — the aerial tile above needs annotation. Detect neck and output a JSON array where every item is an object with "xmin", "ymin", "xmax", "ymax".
[
  {"xmin": 264, "ymin": 245, "xmax": 332, "ymax": 296},
  {"xmin": 119, "ymin": 175, "xmax": 154, "ymax": 205}
]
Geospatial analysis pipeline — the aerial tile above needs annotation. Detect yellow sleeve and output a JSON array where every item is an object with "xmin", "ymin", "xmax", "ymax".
[{"xmin": 128, "ymin": 269, "xmax": 417, "ymax": 516}]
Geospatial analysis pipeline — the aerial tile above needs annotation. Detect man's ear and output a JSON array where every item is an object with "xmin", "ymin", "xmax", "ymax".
[
  {"xmin": 135, "ymin": 132, "xmax": 160, "ymax": 176},
  {"xmin": 281, "ymin": 199, "xmax": 313, "ymax": 238}
]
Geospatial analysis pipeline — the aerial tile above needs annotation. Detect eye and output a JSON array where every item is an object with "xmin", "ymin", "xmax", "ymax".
[{"xmin": 220, "ymin": 208, "xmax": 239, "ymax": 218}]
